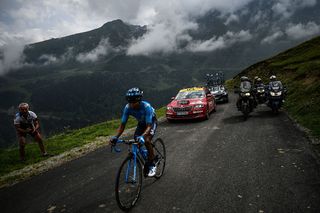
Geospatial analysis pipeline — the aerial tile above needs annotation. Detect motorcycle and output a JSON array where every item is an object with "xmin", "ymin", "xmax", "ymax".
[
  {"xmin": 267, "ymin": 82, "xmax": 284, "ymax": 113},
  {"xmin": 235, "ymin": 87, "xmax": 254, "ymax": 120},
  {"xmin": 254, "ymin": 85, "xmax": 267, "ymax": 104}
]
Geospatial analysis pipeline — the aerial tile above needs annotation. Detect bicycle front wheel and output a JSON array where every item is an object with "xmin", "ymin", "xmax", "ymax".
[
  {"xmin": 153, "ymin": 138, "xmax": 166, "ymax": 179},
  {"xmin": 115, "ymin": 155, "xmax": 142, "ymax": 211}
]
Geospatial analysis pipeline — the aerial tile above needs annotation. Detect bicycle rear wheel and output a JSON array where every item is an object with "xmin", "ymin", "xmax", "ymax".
[
  {"xmin": 115, "ymin": 155, "xmax": 142, "ymax": 211},
  {"xmin": 153, "ymin": 138, "xmax": 166, "ymax": 179}
]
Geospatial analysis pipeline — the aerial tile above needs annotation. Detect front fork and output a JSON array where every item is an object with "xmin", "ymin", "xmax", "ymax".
[{"xmin": 125, "ymin": 145, "xmax": 139, "ymax": 183}]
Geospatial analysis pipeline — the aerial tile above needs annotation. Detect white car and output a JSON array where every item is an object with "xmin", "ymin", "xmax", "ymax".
[{"xmin": 209, "ymin": 85, "xmax": 229, "ymax": 103}]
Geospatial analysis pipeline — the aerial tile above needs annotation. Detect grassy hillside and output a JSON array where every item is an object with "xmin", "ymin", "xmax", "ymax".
[
  {"xmin": 227, "ymin": 35, "xmax": 320, "ymax": 138},
  {"xmin": 0, "ymin": 107, "xmax": 166, "ymax": 177}
]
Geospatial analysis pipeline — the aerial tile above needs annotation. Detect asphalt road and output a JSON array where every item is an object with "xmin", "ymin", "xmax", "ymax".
[{"xmin": 1, "ymin": 94, "xmax": 320, "ymax": 213}]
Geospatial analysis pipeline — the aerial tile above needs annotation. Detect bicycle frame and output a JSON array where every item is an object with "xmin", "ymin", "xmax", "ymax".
[
  {"xmin": 113, "ymin": 139, "xmax": 146, "ymax": 182},
  {"xmin": 113, "ymin": 137, "xmax": 166, "ymax": 210}
]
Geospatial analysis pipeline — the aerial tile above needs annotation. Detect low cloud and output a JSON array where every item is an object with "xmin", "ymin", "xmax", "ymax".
[
  {"xmin": 126, "ymin": 0, "xmax": 253, "ymax": 56},
  {"xmin": 224, "ymin": 14, "xmax": 240, "ymax": 25},
  {"xmin": 272, "ymin": 0, "xmax": 317, "ymax": 18},
  {"xmin": 0, "ymin": 43, "xmax": 25, "ymax": 75},
  {"xmin": 285, "ymin": 22, "xmax": 320, "ymax": 40},
  {"xmin": 128, "ymin": 28, "xmax": 253, "ymax": 55},
  {"xmin": 39, "ymin": 54, "xmax": 58, "ymax": 65},
  {"xmin": 127, "ymin": 19, "xmax": 197, "ymax": 56},
  {"xmin": 76, "ymin": 38, "xmax": 119, "ymax": 63},
  {"xmin": 186, "ymin": 30, "xmax": 253, "ymax": 52},
  {"xmin": 38, "ymin": 47, "xmax": 74, "ymax": 65},
  {"xmin": 261, "ymin": 31, "xmax": 284, "ymax": 44}
]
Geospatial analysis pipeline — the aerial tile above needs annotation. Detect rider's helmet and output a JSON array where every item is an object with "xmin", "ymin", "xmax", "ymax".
[
  {"xmin": 257, "ymin": 78, "xmax": 262, "ymax": 83},
  {"xmin": 126, "ymin": 87, "xmax": 143, "ymax": 103},
  {"xmin": 240, "ymin": 76, "xmax": 249, "ymax": 82},
  {"xmin": 270, "ymin": 75, "xmax": 277, "ymax": 81},
  {"xmin": 254, "ymin": 76, "xmax": 259, "ymax": 81}
]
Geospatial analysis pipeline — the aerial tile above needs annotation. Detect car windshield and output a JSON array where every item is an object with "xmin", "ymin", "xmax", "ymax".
[
  {"xmin": 175, "ymin": 90, "xmax": 205, "ymax": 100},
  {"xmin": 240, "ymin": 81, "xmax": 251, "ymax": 92},
  {"xmin": 212, "ymin": 86, "xmax": 220, "ymax": 91},
  {"xmin": 270, "ymin": 81, "xmax": 283, "ymax": 89}
]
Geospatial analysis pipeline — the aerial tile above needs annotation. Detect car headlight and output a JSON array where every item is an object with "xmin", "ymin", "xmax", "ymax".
[
  {"xmin": 167, "ymin": 106, "xmax": 172, "ymax": 110},
  {"xmin": 194, "ymin": 104, "xmax": 204, "ymax": 108},
  {"xmin": 245, "ymin": 93, "xmax": 251, "ymax": 96}
]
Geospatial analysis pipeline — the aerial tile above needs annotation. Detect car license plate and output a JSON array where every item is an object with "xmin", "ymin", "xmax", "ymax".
[{"xmin": 177, "ymin": 111, "xmax": 188, "ymax": 115}]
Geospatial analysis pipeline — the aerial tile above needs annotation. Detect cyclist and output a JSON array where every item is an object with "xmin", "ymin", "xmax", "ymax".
[
  {"xmin": 110, "ymin": 87, "xmax": 158, "ymax": 177},
  {"xmin": 14, "ymin": 103, "xmax": 49, "ymax": 161}
]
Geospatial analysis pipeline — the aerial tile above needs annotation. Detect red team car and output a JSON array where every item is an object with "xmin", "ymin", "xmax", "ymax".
[{"xmin": 166, "ymin": 87, "xmax": 216, "ymax": 121}]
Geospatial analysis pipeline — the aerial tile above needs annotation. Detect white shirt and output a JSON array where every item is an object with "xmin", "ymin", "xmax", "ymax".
[{"xmin": 14, "ymin": 111, "xmax": 37, "ymax": 129}]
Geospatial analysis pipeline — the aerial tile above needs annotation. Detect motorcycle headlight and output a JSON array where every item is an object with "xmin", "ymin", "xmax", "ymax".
[
  {"xmin": 270, "ymin": 91, "xmax": 282, "ymax": 96},
  {"xmin": 194, "ymin": 104, "xmax": 204, "ymax": 108},
  {"xmin": 245, "ymin": 93, "xmax": 251, "ymax": 97}
]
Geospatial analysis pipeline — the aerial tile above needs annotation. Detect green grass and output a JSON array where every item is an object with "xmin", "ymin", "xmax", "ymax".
[{"xmin": 0, "ymin": 107, "xmax": 166, "ymax": 177}]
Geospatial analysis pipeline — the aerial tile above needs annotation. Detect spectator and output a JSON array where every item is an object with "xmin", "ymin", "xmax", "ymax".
[{"xmin": 14, "ymin": 103, "xmax": 49, "ymax": 161}]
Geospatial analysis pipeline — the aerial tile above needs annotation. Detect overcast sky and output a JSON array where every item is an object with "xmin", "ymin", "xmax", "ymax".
[{"xmin": 0, "ymin": 0, "xmax": 319, "ymax": 74}]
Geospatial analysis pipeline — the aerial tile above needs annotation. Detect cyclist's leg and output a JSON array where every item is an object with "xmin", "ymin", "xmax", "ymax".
[
  {"xmin": 145, "ymin": 117, "xmax": 157, "ymax": 162},
  {"xmin": 134, "ymin": 119, "xmax": 157, "ymax": 162},
  {"xmin": 133, "ymin": 123, "xmax": 144, "ymax": 141},
  {"xmin": 144, "ymin": 135, "xmax": 154, "ymax": 162}
]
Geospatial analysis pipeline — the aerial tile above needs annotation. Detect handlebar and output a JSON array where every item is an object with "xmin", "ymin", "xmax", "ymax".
[{"xmin": 110, "ymin": 139, "xmax": 138, "ymax": 153}]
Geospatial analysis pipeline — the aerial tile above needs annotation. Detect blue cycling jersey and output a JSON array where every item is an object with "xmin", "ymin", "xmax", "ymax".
[{"xmin": 121, "ymin": 101, "xmax": 155, "ymax": 125}]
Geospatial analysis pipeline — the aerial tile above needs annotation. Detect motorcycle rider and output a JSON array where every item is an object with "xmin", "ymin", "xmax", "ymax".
[
  {"xmin": 268, "ymin": 75, "xmax": 283, "ymax": 89},
  {"xmin": 254, "ymin": 78, "xmax": 264, "ymax": 88},
  {"xmin": 236, "ymin": 76, "xmax": 256, "ymax": 110},
  {"xmin": 254, "ymin": 78, "xmax": 266, "ymax": 104},
  {"xmin": 267, "ymin": 75, "xmax": 285, "ymax": 103},
  {"xmin": 253, "ymin": 76, "xmax": 259, "ymax": 86}
]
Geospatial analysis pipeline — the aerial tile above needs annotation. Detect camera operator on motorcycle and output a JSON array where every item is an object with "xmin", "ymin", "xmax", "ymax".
[
  {"xmin": 266, "ymin": 75, "xmax": 286, "ymax": 113},
  {"xmin": 254, "ymin": 77, "xmax": 263, "ymax": 88},
  {"xmin": 253, "ymin": 76, "xmax": 259, "ymax": 86},
  {"xmin": 267, "ymin": 75, "xmax": 285, "ymax": 100},
  {"xmin": 253, "ymin": 78, "xmax": 267, "ymax": 104},
  {"xmin": 236, "ymin": 76, "xmax": 256, "ymax": 110},
  {"xmin": 268, "ymin": 75, "xmax": 282, "ymax": 89}
]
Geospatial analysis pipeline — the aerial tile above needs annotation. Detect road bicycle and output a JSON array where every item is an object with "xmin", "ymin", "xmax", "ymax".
[{"xmin": 111, "ymin": 137, "xmax": 166, "ymax": 211}]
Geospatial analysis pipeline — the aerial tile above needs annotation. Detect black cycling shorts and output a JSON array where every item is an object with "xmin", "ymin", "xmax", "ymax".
[{"xmin": 134, "ymin": 116, "xmax": 157, "ymax": 139}]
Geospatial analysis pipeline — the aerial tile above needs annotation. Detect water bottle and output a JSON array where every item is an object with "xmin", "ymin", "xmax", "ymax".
[{"xmin": 140, "ymin": 146, "xmax": 148, "ymax": 160}]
